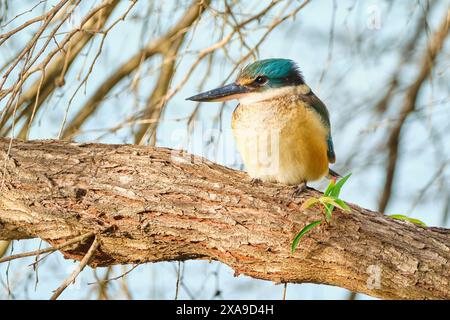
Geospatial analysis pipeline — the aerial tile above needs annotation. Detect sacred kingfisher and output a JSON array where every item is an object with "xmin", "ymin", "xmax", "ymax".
[{"xmin": 187, "ymin": 58, "xmax": 337, "ymax": 190}]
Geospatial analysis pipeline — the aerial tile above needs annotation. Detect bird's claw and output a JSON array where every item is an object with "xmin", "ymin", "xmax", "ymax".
[
  {"xmin": 292, "ymin": 182, "xmax": 307, "ymax": 198},
  {"xmin": 250, "ymin": 178, "xmax": 263, "ymax": 186}
]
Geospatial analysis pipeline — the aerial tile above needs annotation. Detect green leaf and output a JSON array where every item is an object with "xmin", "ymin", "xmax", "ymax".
[
  {"xmin": 330, "ymin": 173, "xmax": 352, "ymax": 198},
  {"xmin": 319, "ymin": 196, "xmax": 347, "ymax": 211},
  {"xmin": 318, "ymin": 196, "xmax": 335, "ymax": 203},
  {"xmin": 301, "ymin": 197, "xmax": 320, "ymax": 210},
  {"xmin": 389, "ymin": 214, "xmax": 427, "ymax": 226},
  {"xmin": 324, "ymin": 204, "xmax": 333, "ymax": 222},
  {"xmin": 332, "ymin": 198, "xmax": 351, "ymax": 212},
  {"xmin": 291, "ymin": 220, "xmax": 322, "ymax": 253},
  {"xmin": 324, "ymin": 179, "xmax": 336, "ymax": 196},
  {"xmin": 318, "ymin": 196, "xmax": 335, "ymax": 220}
]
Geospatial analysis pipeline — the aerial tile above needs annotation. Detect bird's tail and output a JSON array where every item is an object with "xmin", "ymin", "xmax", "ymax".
[{"xmin": 327, "ymin": 168, "xmax": 341, "ymax": 179}]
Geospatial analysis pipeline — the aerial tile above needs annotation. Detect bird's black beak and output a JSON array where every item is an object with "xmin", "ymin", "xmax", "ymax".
[{"xmin": 186, "ymin": 83, "xmax": 249, "ymax": 102}]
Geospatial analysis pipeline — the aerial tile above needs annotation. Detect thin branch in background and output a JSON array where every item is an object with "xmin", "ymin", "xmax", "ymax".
[
  {"xmin": 0, "ymin": 0, "xmax": 47, "ymax": 28},
  {"xmin": 168, "ymin": 261, "xmax": 195, "ymax": 299},
  {"xmin": 93, "ymin": 266, "xmax": 112, "ymax": 300},
  {"xmin": 57, "ymin": 0, "xmax": 136, "ymax": 139},
  {"xmin": 347, "ymin": 291, "xmax": 357, "ymax": 300},
  {"xmin": 223, "ymin": 1, "xmax": 255, "ymax": 60},
  {"xmin": 0, "ymin": 0, "xmax": 72, "ymax": 121},
  {"xmin": 0, "ymin": 0, "xmax": 69, "ymax": 89},
  {"xmin": 158, "ymin": 0, "xmax": 310, "ymax": 144},
  {"xmin": 119, "ymin": 265, "xmax": 133, "ymax": 300},
  {"xmin": 0, "ymin": 4, "xmax": 49, "ymax": 45},
  {"xmin": 125, "ymin": 1, "xmax": 284, "ymax": 145},
  {"xmin": 6, "ymin": 240, "xmax": 14, "ymax": 298},
  {"xmin": 33, "ymin": 239, "xmax": 43, "ymax": 291},
  {"xmin": 50, "ymin": 235, "xmax": 100, "ymax": 300},
  {"xmin": 220, "ymin": 0, "xmax": 312, "ymax": 85},
  {"xmin": 1, "ymin": 1, "xmax": 77, "ymax": 129},
  {"xmin": 186, "ymin": 51, "xmax": 215, "ymax": 130},
  {"xmin": 61, "ymin": 0, "xmax": 208, "ymax": 139},
  {"xmin": 134, "ymin": 36, "xmax": 185, "ymax": 145},
  {"xmin": 442, "ymin": 195, "xmax": 450, "ymax": 226},
  {"xmin": 316, "ymin": 0, "xmax": 337, "ymax": 92},
  {"xmin": 0, "ymin": 232, "xmax": 94, "ymax": 264},
  {"xmin": 135, "ymin": 1, "xmax": 210, "ymax": 145},
  {"xmin": 174, "ymin": 261, "xmax": 181, "ymax": 300},
  {"xmin": 374, "ymin": 0, "xmax": 435, "ymax": 114},
  {"xmin": 180, "ymin": 280, "xmax": 196, "ymax": 300},
  {"xmin": 378, "ymin": 8, "xmax": 450, "ymax": 213},
  {"xmin": 0, "ymin": 0, "xmax": 448, "ymax": 301},
  {"xmin": 209, "ymin": 263, "xmax": 222, "ymax": 299},
  {"xmin": 0, "ymin": 0, "xmax": 121, "ymax": 138},
  {"xmin": 87, "ymin": 264, "xmax": 139, "ymax": 286},
  {"xmin": 19, "ymin": 67, "xmax": 45, "ymax": 139}
]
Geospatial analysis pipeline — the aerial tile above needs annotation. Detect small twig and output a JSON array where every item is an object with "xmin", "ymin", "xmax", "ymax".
[
  {"xmin": 0, "ymin": 232, "xmax": 94, "ymax": 264},
  {"xmin": 33, "ymin": 239, "xmax": 43, "ymax": 291},
  {"xmin": 175, "ymin": 261, "xmax": 181, "ymax": 300},
  {"xmin": 87, "ymin": 264, "xmax": 139, "ymax": 285},
  {"xmin": 120, "ymin": 266, "xmax": 133, "ymax": 300},
  {"xmin": 347, "ymin": 291, "xmax": 358, "ymax": 300},
  {"xmin": 93, "ymin": 266, "xmax": 112, "ymax": 300},
  {"xmin": 282, "ymin": 283, "xmax": 287, "ymax": 300},
  {"xmin": 378, "ymin": 8, "xmax": 450, "ymax": 212},
  {"xmin": 50, "ymin": 235, "xmax": 100, "ymax": 300}
]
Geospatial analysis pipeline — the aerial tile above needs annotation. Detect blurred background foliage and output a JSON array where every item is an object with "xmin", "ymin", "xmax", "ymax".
[{"xmin": 0, "ymin": 0, "xmax": 449, "ymax": 299}]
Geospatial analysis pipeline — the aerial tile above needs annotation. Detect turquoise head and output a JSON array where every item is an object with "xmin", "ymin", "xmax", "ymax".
[{"xmin": 186, "ymin": 58, "xmax": 304, "ymax": 102}]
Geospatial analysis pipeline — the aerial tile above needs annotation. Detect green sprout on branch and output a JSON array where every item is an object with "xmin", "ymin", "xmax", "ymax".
[
  {"xmin": 388, "ymin": 214, "xmax": 426, "ymax": 226},
  {"xmin": 291, "ymin": 173, "xmax": 352, "ymax": 253},
  {"xmin": 291, "ymin": 173, "xmax": 428, "ymax": 254}
]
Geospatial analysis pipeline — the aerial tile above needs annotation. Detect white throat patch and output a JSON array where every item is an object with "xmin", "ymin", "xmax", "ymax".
[{"xmin": 238, "ymin": 85, "xmax": 310, "ymax": 104}]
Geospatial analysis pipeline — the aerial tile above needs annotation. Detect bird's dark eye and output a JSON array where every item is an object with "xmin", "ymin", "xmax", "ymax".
[{"xmin": 254, "ymin": 76, "xmax": 268, "ymax": 85}]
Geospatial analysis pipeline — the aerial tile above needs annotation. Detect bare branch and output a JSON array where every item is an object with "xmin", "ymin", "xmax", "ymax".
[
  {"xmin": 50, "ymin": 235, "xmax": 100, "ymax": 300},
  {"xmin": 378, "ymin": 8, "xmax": 450, "ymax": 212},
  {"xmin": 0, "ymin": 232, "xmax": 94, "ymax": 263},
  {"xmin": 61, "ymin": 0, "xmax": 210, "ymax": 139},
  {"xmin": 0, "ymin": 0, "xmax": 121, "ymax": 137}
]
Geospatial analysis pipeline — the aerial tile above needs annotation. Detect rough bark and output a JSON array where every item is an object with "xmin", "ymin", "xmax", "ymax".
[{"xmin": 0, "ymin": 138, "xmax": 448, "ymax": 300}]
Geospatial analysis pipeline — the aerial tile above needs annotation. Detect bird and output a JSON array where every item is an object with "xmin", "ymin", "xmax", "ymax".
[{"xmin": 187, "ymin": 58, "xmax": 338, "ymax": 193}]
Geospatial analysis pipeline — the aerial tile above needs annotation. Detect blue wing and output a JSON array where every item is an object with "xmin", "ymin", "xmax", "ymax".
[{"xmin": 327, "ymin": 134, "xmax": 336, "ymax": 163}]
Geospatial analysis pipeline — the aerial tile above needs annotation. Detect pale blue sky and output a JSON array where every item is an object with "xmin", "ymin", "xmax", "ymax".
[{"xmin": 1, "ymin": 0, "xmax": 449, "ymax": 299}]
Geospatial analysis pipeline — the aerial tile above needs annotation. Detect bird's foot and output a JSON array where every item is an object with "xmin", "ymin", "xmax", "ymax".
[
  {"xmin": 250, "ymin": 178, "xmax": 263, "ymax": 186},
  {"xmin": 292, "ymin": 182, "xmax": 307, "ymax": 198}
]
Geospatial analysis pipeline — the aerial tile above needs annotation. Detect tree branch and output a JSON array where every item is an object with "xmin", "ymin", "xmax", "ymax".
[
  {"xmin": 50, "ymin": 235, "xmax": 100, "ymax": 300},
  {"xmin": 0, "ymin": 0, "xmax": 120, "ymax": 135},
  {"xmin": 134, "ymin": 35, "xmax": 185, "ymax": 145},
  {"xmin": 0, "ymin": 231, "xmax": 94, "ymax": 263},
  {"xmin": 378, "ymin": 8, "xmax": 450, "ymax": 212},
  {"xmin": 61, "ymin": 0, "xmax": 209, "ymax": 139},
  {"xmin": 0, "ymin": 138, "xmax": 449, "ymax": 299}
]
